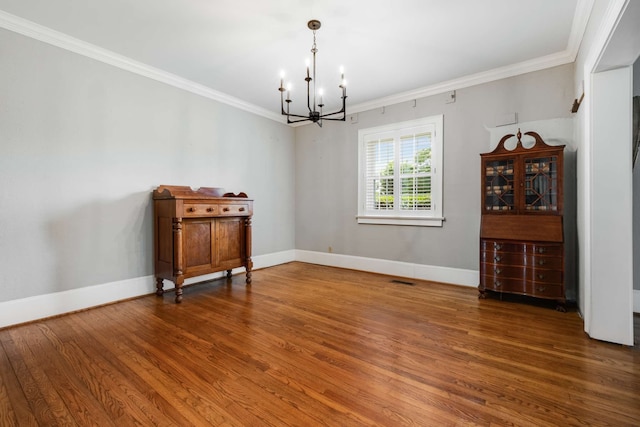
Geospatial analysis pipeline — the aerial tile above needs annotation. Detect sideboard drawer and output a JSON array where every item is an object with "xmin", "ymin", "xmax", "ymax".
[
  {"xmin": 183, "ymin": 203, "xmax": 219, "ymax": 217},
  {"xmin": 219, "ymin": 203, "xmax": 250, "ymax": 216}
]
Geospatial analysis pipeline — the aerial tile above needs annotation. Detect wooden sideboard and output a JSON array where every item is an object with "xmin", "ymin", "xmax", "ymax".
[{"xmin": 153, "ymin": 185, "xmax": 253, "ymax": 303}]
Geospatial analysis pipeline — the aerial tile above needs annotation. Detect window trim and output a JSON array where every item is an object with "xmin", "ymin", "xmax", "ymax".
[{"xmin": 357, "ymin": 115, "xmax": 444, "ymax": 227}]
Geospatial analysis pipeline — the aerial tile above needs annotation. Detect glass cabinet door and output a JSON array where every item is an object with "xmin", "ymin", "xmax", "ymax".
[
  {"xmin": 523, "ymin": 155, "xmax": 558, "ymax": 211},
  {"xmin": 484, "ymin": 159, "xmax": 514, "ymax": 211}
]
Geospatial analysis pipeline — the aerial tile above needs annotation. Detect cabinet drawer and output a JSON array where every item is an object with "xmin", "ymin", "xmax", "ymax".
[
  {"xmin": 480, "ymin": 275, "xmax": 526, "ymax": 294},
  {"xmin": 219, "ymin": 203, "xmax": 250, "ymax": 216},
  {"xmin": 525, "ymin": 243, "xmax": 562, "ymax": 256},
  {"xmin": 183, "ymin": 203, "xmax": 219, "ymax": 217},
  {"xmin": 526, "ymin": 282, "xmax": 564, "ymax": 298},
  {"xmin": 481, "ymin": 251, "xmax": 525, "ymax": 266},
  {"xmin": 480, "ymin": 263, "xmax": 525, "ymax": 280},
  {"xmin": 480, "ymin": 240, "xmax": 523, "ymax": 253},
  {"xmin": 528, "ymin": 268, "xmax": 562, "ymax": 284},
  {"xmin": 526, "ymin": 255, "xmax": 563, "ymax": 270}
]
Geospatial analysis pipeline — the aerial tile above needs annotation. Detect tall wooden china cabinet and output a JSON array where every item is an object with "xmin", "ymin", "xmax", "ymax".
[{"xmin": 478, "ymin": 130, "xmax": 566, "ymax": 310}]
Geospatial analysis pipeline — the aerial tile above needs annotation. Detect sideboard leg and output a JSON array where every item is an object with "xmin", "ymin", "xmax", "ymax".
[
  {"xmin": 155, "ymin": 278, "xmax": 164, "ymax": 296},
  {"xmin": 244, "ymin": 216, "xmax": 252, "ymax": 285},
  {"xmin": 245, "ymin": 257, "xmax": 253, "ymax": 284},
  {"xmin": 226, "ymin": 269, "xmax": 232, "ymax": 279},
  {"xmin": 175, "ymin": 285, "xmax": 183, "ymax": 303},
  {"xmin": 555, "ymin": 301, "xmax": 567, "ymax": 312}
]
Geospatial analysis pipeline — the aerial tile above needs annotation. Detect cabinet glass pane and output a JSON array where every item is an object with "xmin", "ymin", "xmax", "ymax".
[
  {"xmin": 484, "ymin": 159, "xmax": 514, "ymax": 211},
  {"xmin": 524, "ymin": 156, "xmax": 558, "ymax": 211}
]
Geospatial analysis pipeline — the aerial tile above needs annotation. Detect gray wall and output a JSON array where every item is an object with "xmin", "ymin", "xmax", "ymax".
[
  {"xmin": 0, "ymin": 28, "xmax": 296, "ymax": 303},
  {"xmin": 294, "ymin": 64, "xmax": 574, "ymax": 272}
]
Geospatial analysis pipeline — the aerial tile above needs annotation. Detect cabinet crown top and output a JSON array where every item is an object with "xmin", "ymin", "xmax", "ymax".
[
  {"xmin": 484, "ymin": 129, "xmax": 565, "ymax": 156},
  {"xmin": 153, "ymin": 185, "xmax": 250, "ymax": 200}
]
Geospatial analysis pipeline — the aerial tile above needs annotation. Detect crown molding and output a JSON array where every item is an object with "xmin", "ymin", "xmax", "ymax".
[
  {"xmin": 0, "ymin": 10, "xmax": 286, "ymax": 124},
  {"xmin": 346, "ymin": 0, "xmax": 595, "ymax": 117},
  {"xmin": 567, "ymin": 0, "xmax": 596, "ymax": 61},
  {"xmin": 348, "ymin": 49, "xmax": 577, "ymax": 115},
  {"xmin": 1, "ymin": 2, "xmax": 593, "ymax": 127}
]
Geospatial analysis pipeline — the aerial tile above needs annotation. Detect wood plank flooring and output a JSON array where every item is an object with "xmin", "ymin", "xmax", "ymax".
[{"xmin": 1, "ymin": 262, "xmax": 638, "ymax": 426}]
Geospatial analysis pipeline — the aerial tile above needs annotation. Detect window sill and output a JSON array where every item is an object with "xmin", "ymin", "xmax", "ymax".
[{"xmin": 356, "ymin": 215, "xmax": 444, "ymax": 227}]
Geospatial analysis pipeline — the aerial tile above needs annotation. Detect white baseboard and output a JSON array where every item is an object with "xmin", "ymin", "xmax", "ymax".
[
  {"xmin": 0, "ymin": 250, "xmax": 296, "ymax": 329},
  {"xmin": 295, "ymin": 250, "xmax": 479, "ymax": 288},
  {"xmin": 12, "ymin": 248, "xmax": 637, "ymax": 328},
  {"xmin": 0, "ymin": 275, "xmax": 157, "ymax": 329},
  {"xmin": 6, "ymin": 249, "xmax": 632, "ymax": 329}
]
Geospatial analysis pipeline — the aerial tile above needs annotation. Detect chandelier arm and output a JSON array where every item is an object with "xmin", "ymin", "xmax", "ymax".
[
  {"xmin": 317, "ymin": 96, "xmax": 347, "ymax": 118},
  {"xmin": 286, "ymin": 116, "xmax": 322, "ymax": 124},
  {"xmin": 285, "ymin": 112, "xmax": 314, "ymax": 120}
]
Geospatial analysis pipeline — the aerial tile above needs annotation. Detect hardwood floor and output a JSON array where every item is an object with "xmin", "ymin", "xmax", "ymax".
[{"xmin": 1, "ymin": 262, "xmax": 638, "ymax": 426}]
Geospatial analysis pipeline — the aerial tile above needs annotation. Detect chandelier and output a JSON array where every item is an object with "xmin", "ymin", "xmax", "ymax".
[{"xmin": 278, "ymin": 20, "xmax": 347, "ymax": 127}]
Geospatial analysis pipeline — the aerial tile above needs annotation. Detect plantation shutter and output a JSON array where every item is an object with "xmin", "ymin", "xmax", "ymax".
[
  {"xmin": 400, "ymin": 132, "xmax": 432, "ymax": 211},
  {"xmin": 365, "ymin": 137, "xmax": 394, "ymax": 211}
]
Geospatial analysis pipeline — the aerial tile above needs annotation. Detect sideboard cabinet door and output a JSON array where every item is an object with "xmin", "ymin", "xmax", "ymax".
[
  {"xmin": 216, "ymin": 217, "xmax": 245, "ymax": 270},
  {"xmin": 183, "ymin": 219, "xmax": 216, "ymax": 277}
]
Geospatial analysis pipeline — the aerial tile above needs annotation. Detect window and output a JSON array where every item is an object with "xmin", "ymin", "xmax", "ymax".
[{"xmin": 357, "ymin": 115, "xmax": 443, "ymax": 226}]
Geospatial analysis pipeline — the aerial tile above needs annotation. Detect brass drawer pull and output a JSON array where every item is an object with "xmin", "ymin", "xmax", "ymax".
[
  {"xmin": 494, "ymin": 256, "xmax": 502, "ymax": 262},
  {"xmin": 223, "ymin": 207, "xmax": 230, "ymax": 212},
  {"xmin": 494, "ymin": 280, "xmax": 502, "ymax": 287},
  {"xmin": 239, "ymin": 207, "xmax": 245, "ymax": 212},
  {"xmin": 538, "ymin": 247, "xmax": 546, "ymax": 254},
  {"xmin": 495, "ymin": 268, "xmax": 502, "ymax": 275},
  {"xmin": 538, "ymin": 259, "xmax": 546, "ymax": 266},
  {"xmin": 206, "ymin": 207, "xmax": 214, "ymax": 212},
  {"xmin": 536, "ymin": 286, "xmax": 547, "ymax": 292},
  {"xmin": 537, "ymin": 274, "xmax": 545, "ymax": 280},
  {"xmin": 187, "ymin": 207, "xmax": 195, "ymax": 213},
  {"xmin": 494, "ymin": 243, "xmax": 502, "ymax": 250}
]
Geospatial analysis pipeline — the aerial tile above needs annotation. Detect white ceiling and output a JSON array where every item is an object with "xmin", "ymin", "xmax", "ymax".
[{"xmin": 0, "ymin": 0, "xmax": 592, "ymax": 124}]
